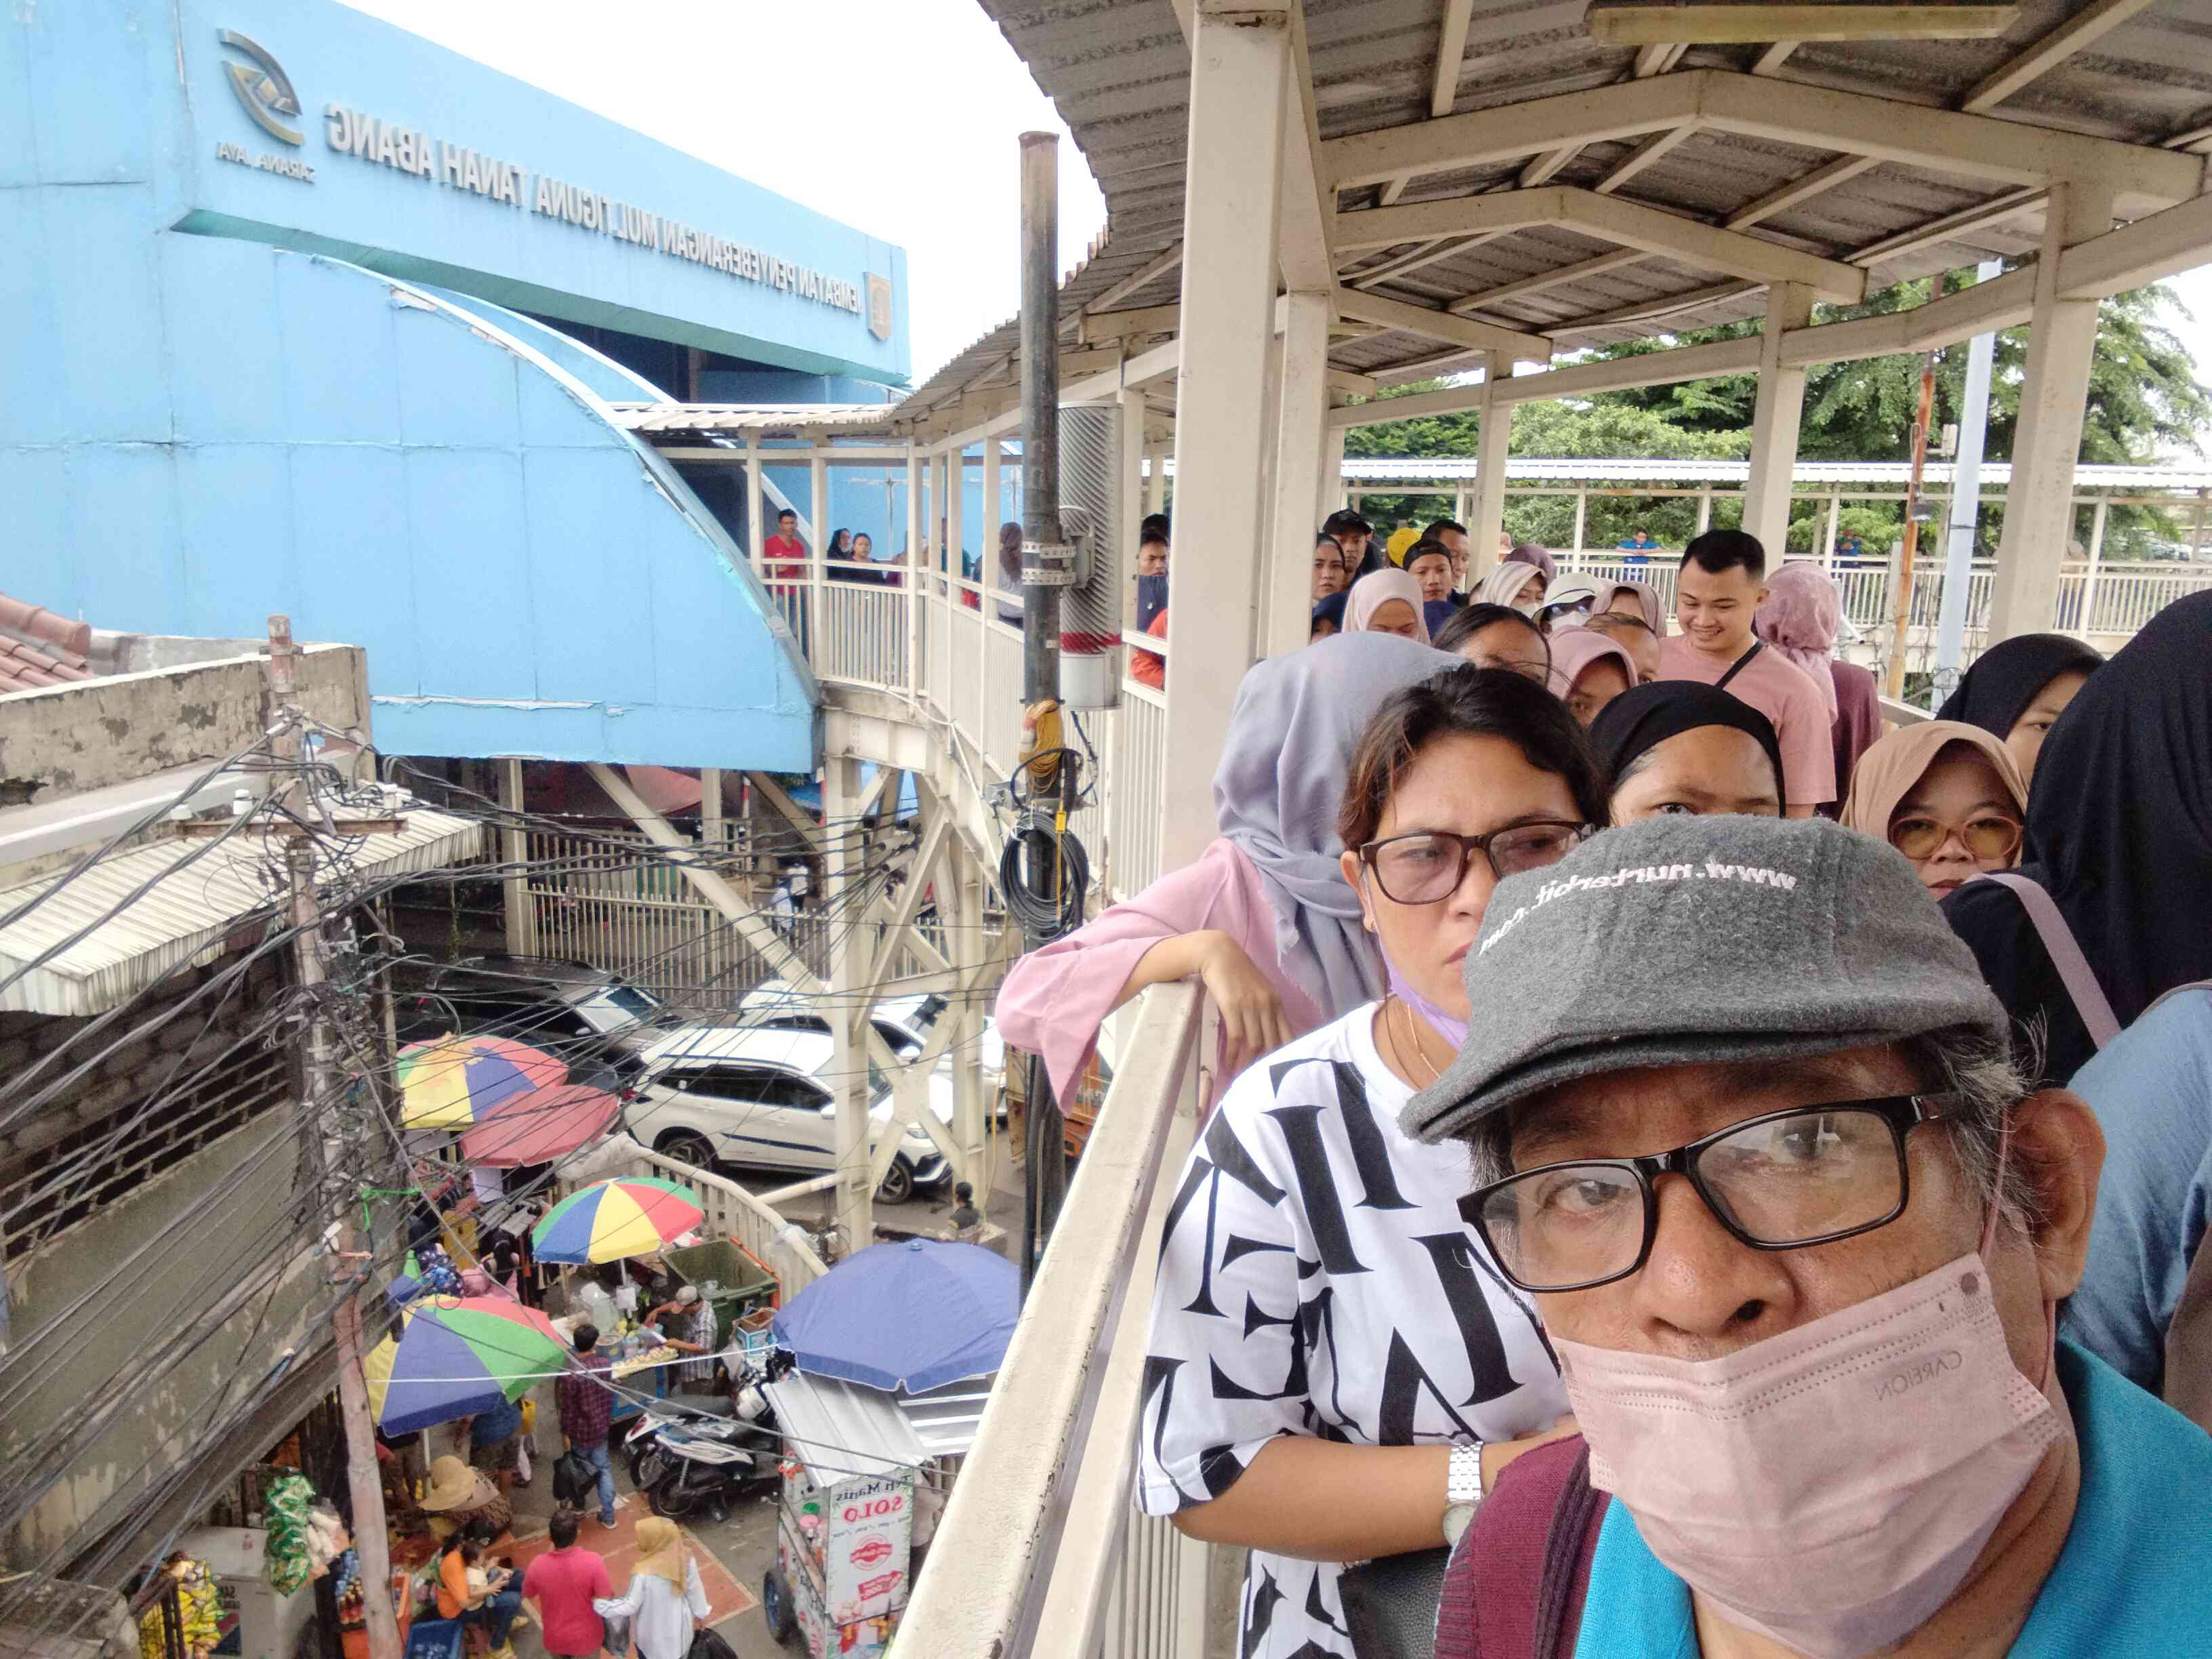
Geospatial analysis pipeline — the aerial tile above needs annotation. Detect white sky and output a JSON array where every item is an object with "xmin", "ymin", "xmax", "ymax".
[{"xmin": 343, "ymin": 0, "xmax": 2211, "ymax": 446}]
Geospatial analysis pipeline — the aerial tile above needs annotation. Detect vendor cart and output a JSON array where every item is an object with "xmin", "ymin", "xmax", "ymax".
[{"xmin": 757, "ymin": 1372, "xmax": 930, "ymax": 1658}]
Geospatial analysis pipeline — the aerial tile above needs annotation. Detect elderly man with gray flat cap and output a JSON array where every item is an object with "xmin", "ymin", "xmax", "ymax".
[{"xmin": 1407, "ymin": 813, "xmax": 2212, "ymax": 1659}]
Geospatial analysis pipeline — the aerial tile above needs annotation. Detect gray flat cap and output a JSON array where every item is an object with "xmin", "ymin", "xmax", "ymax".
[{"xmin": 1403, "ymin": 814, "xmax": 2010, "ymax": 1144}]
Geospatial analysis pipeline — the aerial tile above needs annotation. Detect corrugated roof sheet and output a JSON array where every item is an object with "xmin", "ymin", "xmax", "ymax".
[
  {"xmin": 0, "ymin": 806, "xmax": 485, "ymax": 1016},
  {"xmin": 900, "ymin": 1, "xmax": 2212, "ymax": 413},
  {"xmin": 765, "ymin": 1368, "xmax": 935, "ymax": 1482},
  {"xmin": 603, "ymin": 403, "xmax": 904, "ymax": 437}
]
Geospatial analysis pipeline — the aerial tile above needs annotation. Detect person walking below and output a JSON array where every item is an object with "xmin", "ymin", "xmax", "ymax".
[
  {"xmin": 556, "ymin": 1324, "xmax": 619, "ymax": 1530},
  {"xmin": 593, "ymin": 1519, "xmax": 709, "ymax": 1659},
  {"xmin": 520, "ymin": 1511, "xmax": 611, "ymax": 1659}
]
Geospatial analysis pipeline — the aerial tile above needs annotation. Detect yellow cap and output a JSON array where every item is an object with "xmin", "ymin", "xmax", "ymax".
[{"xmin": 1385, "ymin": 526, "xmax": 1422, "ymax": 566}]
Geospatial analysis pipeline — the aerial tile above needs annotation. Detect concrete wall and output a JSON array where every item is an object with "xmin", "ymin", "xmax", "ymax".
[
  {"xmin": 0, "ymin": 955, "xmax": 321, "ymax": 1572},
  {"xmin": 0, "ymin": 644, "xmax": 369, "ymax": 802}
]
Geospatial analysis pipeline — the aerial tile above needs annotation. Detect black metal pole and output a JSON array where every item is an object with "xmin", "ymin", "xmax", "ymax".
[{"xmin": 1016, "ymin": 131, "xmax": 1069, "ymax": 1293}]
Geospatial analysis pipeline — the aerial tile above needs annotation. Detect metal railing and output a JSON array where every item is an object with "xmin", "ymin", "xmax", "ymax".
[
  {"xmin": 552, "ymin": 1142, "xmax": 826, "ymax": 1302},
  {"xmin": 895, "ymin": 981, "xmax": 1212, "ymax": 1658}
]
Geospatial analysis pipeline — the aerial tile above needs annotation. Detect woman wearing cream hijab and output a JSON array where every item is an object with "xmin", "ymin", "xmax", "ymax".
[
  {"xmin": 1841, "ymin": 721, "xmax": 2026, "ymax": 899},
  {"xmin": 594, "ymin": 1517, "xmax": 709, "ymax": 1659}
]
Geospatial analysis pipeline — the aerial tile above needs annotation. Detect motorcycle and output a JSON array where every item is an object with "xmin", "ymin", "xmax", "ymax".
[{"xmin": 642, "ymin": 1359, "xmax": 786, "ymax": 1523}]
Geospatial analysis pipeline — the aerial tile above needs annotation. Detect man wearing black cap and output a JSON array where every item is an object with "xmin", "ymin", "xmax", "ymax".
[{"xmin": 1408, "ymin": 815, "xmax": 2212, "ymax": 1658}]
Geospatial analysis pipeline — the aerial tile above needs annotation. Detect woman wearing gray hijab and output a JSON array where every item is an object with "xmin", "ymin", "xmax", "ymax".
[{"xmin": 995, "ymin": 633, "xmax": 1458, "ymax": 1103}]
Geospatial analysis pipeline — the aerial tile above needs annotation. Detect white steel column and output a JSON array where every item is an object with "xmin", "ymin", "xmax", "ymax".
[
  {"xmin": 1470, "ymin": 352, "xmax": 1511, "ymax": 576},
  {"xmin": 1160, "ymin": 0, "xmax": 1290, "ymax": 872},
  {"xmin": 1743, "ymin": 282, "xmax": 1815, "ymax": 556},
  {"xmin": 744, "ymin": 440, "xmax": 766, "ymax": 567},
  {"xmin": 947, "ymin": 443, "xmax": 966, "ymax": 590},
  {"xmin": 982, "ymin": 436, "xmax": 1003, "ymax": 570},
  {"xmin": 1267, "ymin": 289, "xmax": 1334, "ymax": 656},
  {"xmin": 810, "ymin": 451, "xmax": 830, "ymax": 657},
  {"xmin": 1120, "ymin": 386, "xmax": 1147, "ymax": 638},
  {"xmin": 823, "ymin": 754, "xmax": 873, "ymax": 1249},
  {"xmin": 1990, "ymin": 179, "xmax": 2116, "ymax": 639},
  {"xmin": 1145, "ymin": 441, "xmax": 1168, "ymax": 517}
]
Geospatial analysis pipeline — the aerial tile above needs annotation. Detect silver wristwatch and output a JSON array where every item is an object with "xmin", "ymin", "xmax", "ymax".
[{"xmin": 1441, "ymin": 1439, "xmax": 1486, "ymax": 1548}]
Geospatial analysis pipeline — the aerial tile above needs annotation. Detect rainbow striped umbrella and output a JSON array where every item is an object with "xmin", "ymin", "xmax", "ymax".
[
  {"xmin": 396, "ymin": 1033, "xmax": 566, "ymax": 1129},
  {"xmin": 363, "ymin": 1296, "xmax": 569, "ymax": 1434},
  {"xmin": 531, "ymin": 1176, "xmax": 704, "ymax": 1264}
]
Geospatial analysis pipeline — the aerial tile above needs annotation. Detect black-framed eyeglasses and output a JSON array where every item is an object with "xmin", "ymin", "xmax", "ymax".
[
  {"xmin": 1461, "ymin": 1092, "xmax": 1966, "ymax": 1293},
  {"xmin": 1359, "ymin": 821, "xmax": 1591, "ymax": 904}
]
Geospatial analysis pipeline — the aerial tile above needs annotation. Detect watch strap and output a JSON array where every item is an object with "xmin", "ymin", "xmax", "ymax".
[{"xmin": 1447, "ymin": 1439, "xmax": 1486, "ymax": 1506}]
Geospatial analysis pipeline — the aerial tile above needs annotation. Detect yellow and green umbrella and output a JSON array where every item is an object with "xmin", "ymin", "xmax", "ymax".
[
  {"xmin": 531, "ymin": 1176, "xmax": 704, "ymax": 1264},
  {"xmin": 363, "ymin": 1295, "xmax": 569, "ymax": 1433},
  {"xmin": 396, "ymin": 1033, "xmax": 565, "ymax": 1130}
]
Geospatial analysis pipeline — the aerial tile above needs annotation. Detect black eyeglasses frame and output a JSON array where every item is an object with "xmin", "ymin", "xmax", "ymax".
[
  {"xmin": 1460, "ymin": 1091, "xmax": 1968, "ymax": 1294},
  {"xmin": 1357, "ymin": 820, "xmax": 1593, "ymax": 904}
]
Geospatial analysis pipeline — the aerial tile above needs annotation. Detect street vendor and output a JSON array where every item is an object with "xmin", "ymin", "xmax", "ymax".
[
  {"xmin": 417, "ymin": 1454, "xmax": 514, "ymax": 1546},
  {"xmin": 642, "ymin": 1284, "xmax": 719, "ymax": 1388}
]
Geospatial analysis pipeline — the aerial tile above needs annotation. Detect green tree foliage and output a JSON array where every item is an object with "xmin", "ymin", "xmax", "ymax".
[{"xmin": 1338, "ymin": 271, "xmax": 2209, "ymax": 558}]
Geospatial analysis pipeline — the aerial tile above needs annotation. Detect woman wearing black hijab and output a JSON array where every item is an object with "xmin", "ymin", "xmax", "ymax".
[
  {"xmin": 1590, "ymin": 680, "xmax": 1786, "ymax": 823},
  {"xmin": 1934, "ymin": 631, "xmax": 2104, "ymax": 787},
  {"xmin": 1944, "ymin": 593, "xmax": 2212, "ymax": 1087}
]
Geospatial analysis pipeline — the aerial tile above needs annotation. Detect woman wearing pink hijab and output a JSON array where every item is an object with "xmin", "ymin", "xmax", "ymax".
[
  {"xmin": 994, "ymin": 633, "xmax": 1458, "ymax": 1105},
  {"xmin": 1547, "ymin": 627, "xmax": 1640, "ymax": 725},
  {"xmin": 1342, "ymin": 569, "xmax": 1430, "ymax": 642},
  {"xmin": 1757, "ymin": 561, "xmax": 1881, "ymax": 802}
]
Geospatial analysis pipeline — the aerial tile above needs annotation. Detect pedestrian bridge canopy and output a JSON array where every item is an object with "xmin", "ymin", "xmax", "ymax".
[{"xmin": 627, "ymin": 4, "xmax": 2212, "ymax": 1654}]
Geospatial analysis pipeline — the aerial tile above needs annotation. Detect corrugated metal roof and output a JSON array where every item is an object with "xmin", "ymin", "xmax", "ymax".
[
  {"xmin": 0, "ymin": 806, "xmax": 485, "ymax": 1017},
  {"xmin": 1332, "ymin": 458, "xmax": 2212, "ymax": 487},
  {"xmin": 604, "ymin": 403, "xmax": 903, "ymax": 437},
  {"xmin": 901, "ymin": 1, "xmax": 2212, "ymax": 412},
  {"xmin": 766, "ymin": 1369, "xmax": 934, "ymax": 1482},
  {"xmin": 894, "ymin": 1376, "xmax": 989, "ymax": 1460}
]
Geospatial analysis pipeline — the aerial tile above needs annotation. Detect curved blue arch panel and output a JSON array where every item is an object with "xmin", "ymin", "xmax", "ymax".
[{"xmin": 3, "ymin": 237, "xmax": 819, "ymax": 771}]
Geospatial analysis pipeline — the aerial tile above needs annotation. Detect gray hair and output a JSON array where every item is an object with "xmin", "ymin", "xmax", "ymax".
[{"xmin": 1460, "ymin": 1023, "xmax": 2041, "ymax": 1239}]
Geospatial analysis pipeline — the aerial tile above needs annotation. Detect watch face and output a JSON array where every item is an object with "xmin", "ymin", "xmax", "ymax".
[{"xmin": 1442, "ymin": 1502, "xmax": 1476, "ymax": 1549}]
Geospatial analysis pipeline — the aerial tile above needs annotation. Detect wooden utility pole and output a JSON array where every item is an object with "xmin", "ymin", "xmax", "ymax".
[
  {"xmin": 264, "ymin": 616, "xmax": 401, "ymax": 1659},
  {"xmin": 1887, "ymin": 353, "xmax": 1940, "ymax": 698}
]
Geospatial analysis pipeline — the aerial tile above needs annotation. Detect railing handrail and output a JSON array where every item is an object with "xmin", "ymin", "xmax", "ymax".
[{"xmin": 896, "ymin": 981, "xmax": 1205, "ymax": 1657}]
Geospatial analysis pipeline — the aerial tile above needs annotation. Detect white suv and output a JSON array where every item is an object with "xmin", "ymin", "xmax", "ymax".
[{"xmin": 623, "ymin": 1025, "xmax": 955, "ymax": 1205}]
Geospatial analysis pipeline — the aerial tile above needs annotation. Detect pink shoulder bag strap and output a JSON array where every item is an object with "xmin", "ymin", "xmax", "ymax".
[{"xmin": 1973, "ymin": 872, "xmax": 2121, "ymax": 1051}]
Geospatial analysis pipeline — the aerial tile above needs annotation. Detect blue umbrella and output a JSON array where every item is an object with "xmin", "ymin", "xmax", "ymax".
[{"xmin": 772, "ymin": 1240, "xmax": 1019, "ymax": 1392}]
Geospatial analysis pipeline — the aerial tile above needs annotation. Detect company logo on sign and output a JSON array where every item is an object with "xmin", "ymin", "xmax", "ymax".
[
  {"xmin": 856, "ymin": 1571, "xmax": 903, "ymax": 1602},
  {"xmin": 848, "ymin": 1538, "xmax": 892, "ymax": 1568},
  {"xmin": 217, "ymin": 30, "xmax": 304, "ymax": 145},
  {"xmin": 867, "ymin": 274, "xmax": 893, "ymax": 342}
]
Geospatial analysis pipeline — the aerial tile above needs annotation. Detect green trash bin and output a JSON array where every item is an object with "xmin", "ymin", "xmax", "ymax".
[{"xmin": 663, "ymin": 1237, "xmax": 777, "ymax": 1351}]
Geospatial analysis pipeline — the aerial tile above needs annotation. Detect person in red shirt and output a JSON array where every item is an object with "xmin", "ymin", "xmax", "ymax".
[
  {"xmin": 521, "ymin": 1511, "xmax": 613, "ymax": 1658},
  {"xmin": 762, "ymin": 508, "xmax": 806, "ymax": 590}
]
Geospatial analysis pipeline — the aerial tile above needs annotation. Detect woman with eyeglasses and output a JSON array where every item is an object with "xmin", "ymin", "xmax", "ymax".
[
  {"xmin": 1841, "ymin": 721, "xmax": 2026, "ymax": 897},
  {"xmin": 1136, "ymin": 666, "xmax": 1599, "ymax": 1659}
]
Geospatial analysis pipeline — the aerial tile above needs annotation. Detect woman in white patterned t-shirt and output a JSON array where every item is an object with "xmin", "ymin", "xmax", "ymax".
[{"xmin": 1136, "ymin": 667, "xmax": 1603, "ymax": 1659}]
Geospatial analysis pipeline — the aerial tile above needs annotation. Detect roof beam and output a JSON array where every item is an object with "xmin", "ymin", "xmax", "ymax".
[
  {"xmin": 1553, "ymin": 276, "xmax": 1761, "ymax": 330},
  {"xmin": 1586, "ymin": 5, "xmax": 2016, "ymax": 46},
  {"xmin": 1330, "ymin": 333, "xmax": 1761, "ymax": 428},
  {"xmin": 1697, "ymin": 69, "xmax": 2200, "ymax": 207},
  {"xmin": 1326, "ymin": 72, "xmax": 1698, "ymax": 190},
  {"xmin": 1595, "ymin": 122, "xmax": 1700, "ymax": 193},
  {"xmin": 1332, "ymin": 285, "xmax": 1552, "ymax": 360},
  {"xmin": 1633, "ymin": 41, "xmax": 1689, "ymax": 75},
  {"xmin": 1337, "ymin": 184, "xmax": 1866, "ymax": 299},
  {"xmin": 1448, "ymin": 247, "xmax": 1650, "ymax": 314},
  {"xmin": 1525, "ymin": 39, "xmax": 1686, "ymax": 190},
  {"xmin": 1081, "ymin": 243, "xmax": 1183, "ymax": 317},
  {"xmin": 1278, "ymin": 4, "xmax": 1338, "ymax": 295},
  {"xmin": 1725, "ymin": 153, "xmax": 1877, "ymax": 229},
  {"xmin": 1078, "ymin": 303, "xmax": 1182, "ymax": 346},
  {"xmin": 1847, "ymin": 186, "xmax": 2043, "ymax": 267},
  {"xmin": 1781, "ymin": 265, "xmax": 2034, "ymax": 365},
  {"xmin": 1349, "ymin": 230, "xmax": 1511, "ymax": 289},
  {"xmin": 1324, "ymin": 70, "xmax": 2202, "ymax": 207},
  {"xmin": 2057, "ymin": 188, "xmax": 2212, "ymax": 300},
  {"xmin": 1431, "ymin": 0, "xmax": 1476, "ymax": 117},
  {"xmin": 1961, "ymin": 0, "xmax": 2159, "ymax": 114},
  {"xmin": 1750, "ymin": 40, "xmax": 1799, "ymax": 75}
]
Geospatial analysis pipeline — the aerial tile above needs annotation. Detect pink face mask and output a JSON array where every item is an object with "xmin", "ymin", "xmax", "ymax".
[{"xmin": 1553, "ymin": 1164, "xmax": 2070, "ymax": 1658}]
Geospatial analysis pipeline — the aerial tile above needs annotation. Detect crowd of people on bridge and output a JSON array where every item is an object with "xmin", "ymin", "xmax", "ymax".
[{"xmin": 994, "ymin": 528, "xmax": 2212, "ymax": 1659}]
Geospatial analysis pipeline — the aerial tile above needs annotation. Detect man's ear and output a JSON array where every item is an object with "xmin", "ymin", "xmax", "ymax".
[{"xmin": 2011, "ymin": 1088, "xmax": 2104, "ymax": 1302}]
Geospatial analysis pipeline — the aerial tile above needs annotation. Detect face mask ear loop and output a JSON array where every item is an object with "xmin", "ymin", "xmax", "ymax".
[{"xmin": 1980, "ymin": 1107, "xmax": 2060, "ymax": 1392}]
